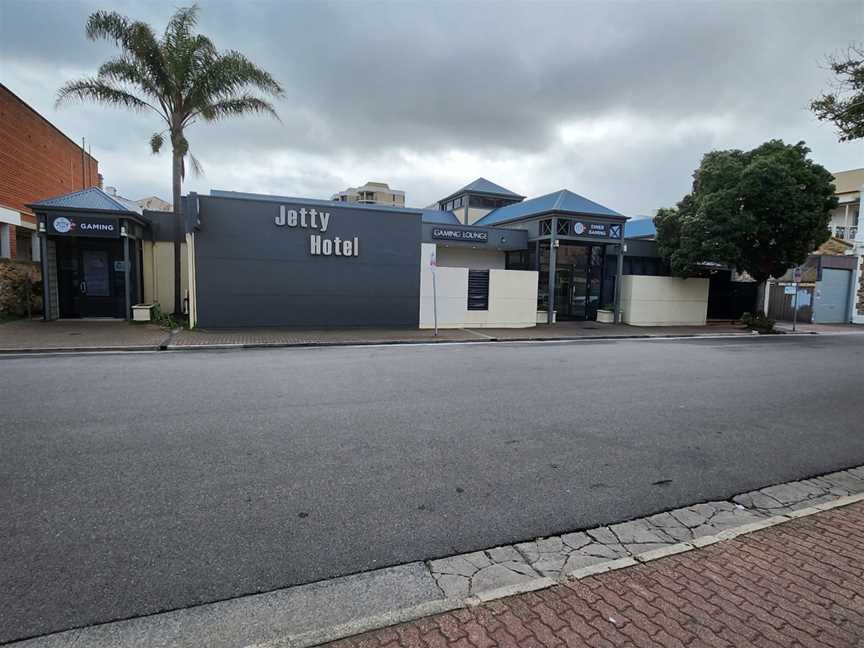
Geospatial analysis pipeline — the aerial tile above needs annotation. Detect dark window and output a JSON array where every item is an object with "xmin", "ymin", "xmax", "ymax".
[
  {"xmin": 505, "ymin": 250, "xmax": 527, "ymax": 270},
  {"xmin": 557, "ymin": 219, "xmax": 570, "ymax": 236},
  {"xmin": 467, "ymin": 269, "xmax": 490, "ymax": 310},
  {"xmin": 540, "ymin": 219, "xmax": 552, "ymax": 235},
  {"xmin": 469, "ymin": 195, "xmax": 512, "ymax": 209}
]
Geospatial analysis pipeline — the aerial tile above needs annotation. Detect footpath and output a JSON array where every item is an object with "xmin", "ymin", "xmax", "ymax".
[
  {"xmin": 326, "ymin": 499, "xmax": 864, "ymax": 648},
  {"xmin": 12, "ymin": 466, "xmax": 864, "ymax": 648},
  {"xmin": 3, "ymin": 319, "xmax": 856, "ymax": 354}
]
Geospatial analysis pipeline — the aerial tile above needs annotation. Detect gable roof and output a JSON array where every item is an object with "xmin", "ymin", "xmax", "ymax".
[
  {"xmin": 473, "ymin": 189, "xmax": 623, "ymax": 226},
  {"xmin": 30, "ymin": 186, "xmax": 141, "ymax": 213},
  {"xmin": 624, "ymin": 217, "xmax": 656, "ymax": 239}
]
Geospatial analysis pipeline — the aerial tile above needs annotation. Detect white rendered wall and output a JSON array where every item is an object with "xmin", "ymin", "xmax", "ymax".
[
  {"xmin": 436, "ymin": 246, "xmax": 505, "ymax": 269},
  {"xmin": 419, "ymin": 243, "xmax": 538, "ymax": 328},
  {"xmin": 621, "ymin": 275, "xmax": 709, "ymax": 326}
]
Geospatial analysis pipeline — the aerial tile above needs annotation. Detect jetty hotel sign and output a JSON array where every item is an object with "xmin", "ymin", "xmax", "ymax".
[{"xmin": 274, "ymin": 204, "xmax": 359, "ymax": 257}]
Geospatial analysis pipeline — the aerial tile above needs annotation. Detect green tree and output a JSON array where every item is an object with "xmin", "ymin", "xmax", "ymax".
[
  {"xmin": 655, "ymin": 140, "xmax": 837, "ymax": 284},
  {"xmin": 810, "ymin": 45, "xmax": 864, "ymax": 142},
  {"xmin": 57, "ymin": 5, "xmax": 283, "ymax": 317}
]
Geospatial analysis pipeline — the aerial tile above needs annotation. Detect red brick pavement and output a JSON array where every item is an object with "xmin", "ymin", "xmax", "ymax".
[{"xmin": 324, "ymin": 502, "xmax": 864, "ymax": 648}]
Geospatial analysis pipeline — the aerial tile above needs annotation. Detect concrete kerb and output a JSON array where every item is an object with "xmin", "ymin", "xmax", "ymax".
[{"xmin": 0, "ymin": 330, "xmax": 782, "ymax": 356}]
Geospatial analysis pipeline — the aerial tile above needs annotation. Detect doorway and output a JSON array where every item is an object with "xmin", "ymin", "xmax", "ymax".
[
  {"xmin": 56, "ymin": 238, "xmax": 126, "ymax": 318},
  {"xmin": 554, "ymin": 243, "xmax": 605, "ymax": 320}
]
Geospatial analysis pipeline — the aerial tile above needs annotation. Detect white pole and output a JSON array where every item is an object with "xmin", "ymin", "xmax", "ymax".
[{"xmin": 432, "ymin": 267, "xmax": 438, "ymax": 337}]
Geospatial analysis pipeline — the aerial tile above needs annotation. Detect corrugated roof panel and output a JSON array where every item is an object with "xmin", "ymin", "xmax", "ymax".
[
  {"xmin": 30, "ymin": 187, "xmax": 140, "ymax": 213},
  {"xmin": 473, "ymin": 189, "xmax": 623, "ymax": 226},
  {"xmin": 624, "ymin": 217, "xmax": 656, "ymax": 239}
]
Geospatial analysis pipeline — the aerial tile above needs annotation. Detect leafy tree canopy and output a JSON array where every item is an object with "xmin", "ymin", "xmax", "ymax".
[
  {"xmin": 655, "ymin": 140, "xmax": 837, "ymax": 282},
  {"xmin": 811, "ymin": 45, "xmax": 864, "ymax": 142}
]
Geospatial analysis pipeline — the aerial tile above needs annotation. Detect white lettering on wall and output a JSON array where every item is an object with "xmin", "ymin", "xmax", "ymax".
[
  {"xmin": 310, "ymin": 235, "xmax": 359, "ymax": 257},
  {"xmin": 277, "ymin": 204, "xmax": 359, "ymax": 257},
  {"xmin": 275, "ymin": 205, "xmax": 329, "ymax": 232}
]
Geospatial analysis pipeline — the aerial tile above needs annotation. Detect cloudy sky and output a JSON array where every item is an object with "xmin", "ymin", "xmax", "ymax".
[{"xmin": 1, "ymin": 0, "xmax": 862, "ymax": 215}]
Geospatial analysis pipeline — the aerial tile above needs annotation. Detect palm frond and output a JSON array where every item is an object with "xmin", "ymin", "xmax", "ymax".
[
  {"xmin": 56, "ymin": 78, "xmax": 158, "ymax": 113},
  {"xmin": 187, "ymin": 152, "xmax": 204, "ymax": 177},
  {"xmin": 193, "ymin": 95, "xmax": 279, "ymax": 123},
  {"xmin": 184, "ymin": 50, "xmax": 284, "ymax": 113},
  {"xmin": 85, "ymin": 10, "xmax": 171, "ymax": 107}
]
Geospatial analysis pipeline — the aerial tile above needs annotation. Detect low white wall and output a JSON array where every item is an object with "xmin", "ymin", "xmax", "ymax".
[
  {"xmin": 621, "ymin": 275, "xmax": 709, "ymax": 326},
  {"xmin": 419, "ymin": 243, "xmax": 538, "ymax": 328},
  {"xmin": 436, "ymin": 246, "xmax": 505, "ymax": 269}
]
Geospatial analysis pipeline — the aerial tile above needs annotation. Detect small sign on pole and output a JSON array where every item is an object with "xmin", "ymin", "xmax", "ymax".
[{"xmin": 791, "ymin": 267, "xmax": 802, "ymax": 332}]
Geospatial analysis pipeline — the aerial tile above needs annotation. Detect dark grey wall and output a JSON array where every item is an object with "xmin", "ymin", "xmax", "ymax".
[{"xmin": 194, "ymin": 195, "xmax": 422, "ymax": 327}]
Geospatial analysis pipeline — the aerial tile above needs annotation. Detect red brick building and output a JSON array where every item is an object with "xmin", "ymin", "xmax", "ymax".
[{"xmin": 0, "ymin": 83, "xmax": 100, "ymax": 262}]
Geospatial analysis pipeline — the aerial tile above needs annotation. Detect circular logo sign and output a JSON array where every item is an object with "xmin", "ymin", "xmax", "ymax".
[
  {"xmin": 52, "ymin": 217, "xmax": 72, "ymax": 233},
  {"xmin": 573, "ymin": 222, "xmax": 585, "ymax": 235}
]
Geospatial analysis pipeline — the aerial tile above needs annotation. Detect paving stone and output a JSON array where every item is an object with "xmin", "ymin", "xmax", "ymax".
[
  {"xmin": 760, "ymin": 482, "xmax": 827, "ymax": 506},
  {"xmin": 436, "ymin": 574, "xmax": 470, "ymax": 599},
  {"xmin": 470, "ymin": 562, "xmax": 538, "ymax": 593},
  {"xmin": 429, "ymin": 556, "xmax": 477, "ymax": 578},
  {"xmin": 486, "ymin": 546, "xmax": 522, "ymax": 564},
  {"xmin": 560, "ymin": 531, "xmax": 591, "ymax": 550},
  {"xmin": 586, "ymin": 527, "xmax": 621, "ymax": 546},
  {"xmin": 461, "ymin": 551, "xmax": 492, "ymax": 570},
  {"xmin": 819, "ymin": 471, "xmax": 864, "ymax": 493},
  {"xmin": 644, "ymin": 512, "xmax": 693, "ymax": 542},
  {"xmin": 609, "ymin": 519, "xmax": 675, "ymax": 546},
  {"xmin": 561, "ymin": 551, "xmax": 615, "ymax": 573}
]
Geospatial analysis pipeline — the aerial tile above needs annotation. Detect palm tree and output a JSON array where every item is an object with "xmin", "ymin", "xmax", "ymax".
[{"xmin": 58, "ymin": 5, "xmax": 283, "ymax": 317}]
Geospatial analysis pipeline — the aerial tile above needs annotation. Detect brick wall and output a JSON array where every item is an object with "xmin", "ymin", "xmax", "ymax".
[{"xmin": 0, "ymin": 84, "xmax": 99, "ymax": 215}]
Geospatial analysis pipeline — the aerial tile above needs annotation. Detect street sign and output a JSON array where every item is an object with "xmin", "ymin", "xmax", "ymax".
[{"xmin": 784, "ymin": 285, "xmax": 796, "ymax": 295}]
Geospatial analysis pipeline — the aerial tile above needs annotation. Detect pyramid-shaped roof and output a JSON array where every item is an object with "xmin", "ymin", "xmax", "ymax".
[
  {"xmin": 30, "ymin": 187, "xmax": 141, "ymax": 213},
  {"xmin": 456, "ymin": 177, "xmax": 524, "ymax": 198},
  {"xmin": 473, "ymin": 189, "xmax": 623, "ymax": 226}
]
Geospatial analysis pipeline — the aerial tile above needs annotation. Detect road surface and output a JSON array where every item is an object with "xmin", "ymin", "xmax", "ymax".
[{"xmin": 2, "ymin": 335, "xmax": 863, "ymax": 642}]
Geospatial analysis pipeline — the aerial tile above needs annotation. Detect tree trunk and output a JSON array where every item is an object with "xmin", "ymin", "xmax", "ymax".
[{"xmin": 172, "ymin": 148, "xmax": 183, "ymax": 318}]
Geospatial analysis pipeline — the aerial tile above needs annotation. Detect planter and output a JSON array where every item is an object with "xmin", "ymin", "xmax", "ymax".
[
  {"xmin": 596, "ymin": 309, "xmax": 615, "ymax": 323},
  {"xmin": 537, "ymin": 310, "xmax": 556, "ymax": 324},
  {"xmin": 132, "ymin": 303, "xmax": 157, "ymax": 322}
]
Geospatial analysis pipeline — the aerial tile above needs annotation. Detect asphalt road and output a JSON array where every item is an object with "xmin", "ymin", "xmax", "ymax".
[{"xmin": 2, "ymin": 335, "xmax": 864, "ymax": 642}]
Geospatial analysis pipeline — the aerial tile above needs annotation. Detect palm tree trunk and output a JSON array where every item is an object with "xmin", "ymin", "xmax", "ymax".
[{"xmin": 172, "ymin": 149, "xmax": 183, "ymax": 318}]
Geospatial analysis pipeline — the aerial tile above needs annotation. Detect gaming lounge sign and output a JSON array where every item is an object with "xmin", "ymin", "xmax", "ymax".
[
  {"xmin": 49, "ymin": 214, "xmax": 119, "ymax": 238},
  {"xmin": 274, "ymin": 205, "xmax": 359, "ymax": 257}
]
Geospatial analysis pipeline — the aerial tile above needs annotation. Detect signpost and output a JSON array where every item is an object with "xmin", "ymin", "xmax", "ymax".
[
  {"xmin": 430, "ymin": 250, "xmax": 438, "ymax": 337},
  {"xmin": 792, "ymin": 267, "xmax": 803, "ymax": 332}
]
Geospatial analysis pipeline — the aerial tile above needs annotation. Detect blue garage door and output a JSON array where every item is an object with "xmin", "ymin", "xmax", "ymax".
[{"xmin": 813, "ymin": 269, "xmax": 851, "ymax": 323}]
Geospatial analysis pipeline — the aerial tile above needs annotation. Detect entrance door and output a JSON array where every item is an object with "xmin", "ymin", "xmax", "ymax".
[{"xmin": 57, "ymin": 239, "xmax": 125, "ymax": 318}]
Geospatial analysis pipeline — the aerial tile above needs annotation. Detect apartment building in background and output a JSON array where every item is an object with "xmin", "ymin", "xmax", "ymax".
[
  {"xmin": 830, "ymin": 168, "xmax": 863, "ymax": 243},
  {"xmin": 331, "ymin": 181, "xmax": 405, "ymax": 207},
  {"xmin": 0, "ymin": 83, "xmax": 100, "ymax": 262}
]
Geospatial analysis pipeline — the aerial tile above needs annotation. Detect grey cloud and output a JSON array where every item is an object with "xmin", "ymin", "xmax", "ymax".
[{"xmin": 1, "ymin": 0, "xmax": 862, "ymax": 214}]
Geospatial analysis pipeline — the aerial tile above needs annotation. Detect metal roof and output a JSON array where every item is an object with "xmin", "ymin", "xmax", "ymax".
[
  {"xmin": 457, "ymin": 177, "xmax": 523, "ymax": 198},
  {"xmin": 29, "ymin": 187, "xmax": 141, "ymax": 213},
  {"xmin": 473, "ymin": 189, "xmax": 623, "ymax": 226},
  {"xmin": 624, "ymin": 217, "xmax": 656, "ymax": 239},
  {"xmin": 209, "ymin": 189, "xmax": 459, "ymax": 224}
]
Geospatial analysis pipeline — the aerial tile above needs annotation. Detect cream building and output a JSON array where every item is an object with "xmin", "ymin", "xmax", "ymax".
[
  {"xmin": 830, "ymin": 168, "xmax": 863, "ymax": 243},
  {"xmin": 331, "ymin": 181, "xmax": 405, "ymax": 207}
]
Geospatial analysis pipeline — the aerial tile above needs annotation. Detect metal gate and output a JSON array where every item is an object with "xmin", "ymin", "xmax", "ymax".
[
  {"xmin": 767, "ymin": 282, "xmax": 814, "ymax": 322},
  {"xmin": 813, "ymin": 269, "xmax": 852, "ymax": 323}
]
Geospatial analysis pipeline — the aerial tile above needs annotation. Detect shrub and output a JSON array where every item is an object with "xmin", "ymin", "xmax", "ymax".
[
  {"xmin": 0, "ymin": 263, "xmax": 41, "ymax": 318},
  {"xmin": 740, "ymin": 311, "xmax": 776, "ymax": 334}
]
